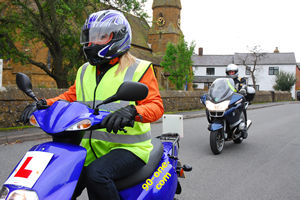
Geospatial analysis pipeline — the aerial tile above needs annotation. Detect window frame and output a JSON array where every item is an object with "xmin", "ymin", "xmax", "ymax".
[
  {"xmin": 246, "ymin": 66, "xmax": 251, "ymax": 75},
  {"xmin": 269, "ymin": 66, "xmax": 279, "ymax": 75},
  {"xmin": 206, "ymin": 67, "xmax": 215, "ymax": 75}
]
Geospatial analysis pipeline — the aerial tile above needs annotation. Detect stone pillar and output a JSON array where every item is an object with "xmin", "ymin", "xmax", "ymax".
[{"xmin": 0, "ymin": 59, "xmax": 6, "ymax": 91}]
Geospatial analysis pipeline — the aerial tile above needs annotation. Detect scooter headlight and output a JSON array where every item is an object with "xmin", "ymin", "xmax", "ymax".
[
  {"xmin": 29, "ymin": 115, "xmax": 39, "ymax": 127},
  {"xmin": 66, "ymin": 119, "xmax": 92, "ymax": 131},
  {"xmin": 206, "ymin": 100, "xmax": 230, "ymax": 111},
  {"xmin": 0, "ymin": 186, "xmax": 9, "ymax": 200},
  {"xmin": 3, "ymin": 189, "xmax": 39, "ymax": 200}
]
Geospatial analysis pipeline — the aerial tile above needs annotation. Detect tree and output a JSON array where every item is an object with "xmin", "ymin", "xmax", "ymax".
[
  {"xmin": 160, "ymin": 36, "xmax": 195, "ymax": 90},
  {"xmin": 273, "ymin": 71, "xmax": 296, "ymax": 91},
  {"xmin": 238, "ymin": 45, "xmax": 265, "ymax": 90},
  {"xmin": 0, "ymin": 0, "xmax": 148, "ymax": 88}
]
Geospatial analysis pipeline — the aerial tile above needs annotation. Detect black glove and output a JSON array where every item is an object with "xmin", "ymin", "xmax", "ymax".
[
  {"xmin": 19, "ymin": 99, "xmax": 48, "ymax": 124},
  {"xmin": 101, "ymin": 105, "xmax": 137, "ymax": 134}
]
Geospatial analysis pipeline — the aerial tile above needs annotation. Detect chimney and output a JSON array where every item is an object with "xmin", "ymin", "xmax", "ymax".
[
  {"xmin": 274, "ymin": 47, "xmax": 279, "ymax": 53},
  {"xmin": 198, "ymin": 47, "xmax": 203, "ymax": 56}
]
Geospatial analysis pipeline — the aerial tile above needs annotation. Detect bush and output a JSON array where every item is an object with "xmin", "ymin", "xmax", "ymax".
[{"xmin": 273, "ymin": 71, "xmax": 296, "ymax": 91}]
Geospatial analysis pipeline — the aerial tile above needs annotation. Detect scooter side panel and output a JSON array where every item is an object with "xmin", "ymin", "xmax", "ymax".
[
  {"xmin": 119, "ymin": 142, "xmax": 178, "ymax": 200},
  {"xmin": 5, "ymin": 142, "xmax": 86, "ymax": 200}
]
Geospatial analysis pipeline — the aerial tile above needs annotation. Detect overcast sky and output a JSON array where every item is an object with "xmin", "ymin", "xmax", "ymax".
[{"xmin": 144, "ymin": 0, "xmax": 300, "ymax": 62}]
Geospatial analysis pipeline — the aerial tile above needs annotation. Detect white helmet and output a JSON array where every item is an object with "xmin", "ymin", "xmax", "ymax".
[{"xmin": 226, "ymin": 64, "xmax": 239, "ymax": 78}]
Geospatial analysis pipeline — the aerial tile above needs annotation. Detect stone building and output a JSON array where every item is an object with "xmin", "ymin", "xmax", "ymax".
[
  {"xmin": 1, "ymin": 0, "xmax": 183, "ymax": 89},
  {"xmin": 148, "ymin": 0, "xmax": 182, "ymax": 54}
]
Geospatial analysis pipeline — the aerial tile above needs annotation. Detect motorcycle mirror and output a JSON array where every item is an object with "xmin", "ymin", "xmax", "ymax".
[
  {"xmin": 96, "ymin": 81, "xmax": 148, "ymax": 107},
  {"xmin": 16, "ymin": 72, "xmax": 38, "ymax": 101}
]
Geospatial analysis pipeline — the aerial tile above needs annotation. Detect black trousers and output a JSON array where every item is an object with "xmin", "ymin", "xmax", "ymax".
[{"xmin": 72, "ymin": 149, "xmax": 145, "ymax": 200}]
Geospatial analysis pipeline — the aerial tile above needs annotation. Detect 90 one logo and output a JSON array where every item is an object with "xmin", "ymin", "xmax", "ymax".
[{"xmin": 142, "ymin": 161, "xmax": 171, "ymax": 191}]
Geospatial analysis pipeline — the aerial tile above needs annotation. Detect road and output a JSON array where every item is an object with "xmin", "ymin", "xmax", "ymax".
[{"xmin": 1, "ymin": 102, "xmax": 300, "ymax": 200}]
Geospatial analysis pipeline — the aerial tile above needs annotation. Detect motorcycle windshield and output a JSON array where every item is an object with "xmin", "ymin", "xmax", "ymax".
[{"xmin": 208, "ymin": 78, "xmax": 235, "ymax": 103}]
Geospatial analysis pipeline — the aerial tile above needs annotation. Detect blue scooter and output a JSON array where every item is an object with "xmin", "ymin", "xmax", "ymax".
[
  {"xmin": 0, "ymin": 73, "xmax": 192, "ymax": 200},
  {"xmin": 200, "ymin": 78, "xmax": 255, "ymax": 155}
]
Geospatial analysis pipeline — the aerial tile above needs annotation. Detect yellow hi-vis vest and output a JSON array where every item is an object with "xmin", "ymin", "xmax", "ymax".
[{"xmin": 75, "ymin": 59, "xmax": 153, "ymax": 166}]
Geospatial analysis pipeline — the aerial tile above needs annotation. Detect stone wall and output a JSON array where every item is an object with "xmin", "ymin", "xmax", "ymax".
[
  {"xmin": 0, "ymin": 87, "xmax": 292, "ymax": 128},
  {"xmin": 0, "ymin": 87, "xmax": 67, "ymax": 128},
  {"xmin": 160, "ymin": 90, "xmax": 206, "ymax": 112}
]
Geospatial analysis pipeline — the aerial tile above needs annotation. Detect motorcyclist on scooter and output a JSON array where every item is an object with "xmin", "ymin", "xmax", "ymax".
[
  {"xmin": 19, "ymin": 9, "xmax": 164, "ymax": 200},
  {"xmin": 225, "ymin": 64, "xmax": 248, "ymax": 139}
]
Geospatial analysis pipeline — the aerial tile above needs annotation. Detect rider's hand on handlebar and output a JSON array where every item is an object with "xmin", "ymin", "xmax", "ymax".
[
  {"xmin": 101, "ymin": 105, "xmax": 137, "ymax": 134},
  {"xmin": 19, "ymin": 99, "xmax": 49, "ymax": 124}
]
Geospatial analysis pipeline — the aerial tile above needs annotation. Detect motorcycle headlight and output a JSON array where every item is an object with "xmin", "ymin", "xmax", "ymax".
[
  {"xmin": 66, "ymin": 119, "xmax": 92, "ymax": 131},
  {"xmin": 206, "ymin": 100, "xmax": 230, "ymax": 111},
  {"xmin": 0, "ymin": 186, "xmax": 9, "ymax": 200},
  {"xmin": 29, "ymin": 115, "xmax": 39, "ymax": 127},
  {"xmin": 6, "ymin": 189, "xmax": 39, "ymax": 200}
]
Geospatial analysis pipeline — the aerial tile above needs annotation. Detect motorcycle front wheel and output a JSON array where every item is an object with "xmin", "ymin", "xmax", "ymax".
[{"xmin": 210, "ymin": 130, "xmax": 224, "ymax": 155}]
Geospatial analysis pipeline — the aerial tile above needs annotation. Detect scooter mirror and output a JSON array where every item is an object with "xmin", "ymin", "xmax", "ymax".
[
  {"xmin": 16, "ymin": 72, "xmax": 38, "ymax": 101},
  {"xmin": 116, "ymin": 81, "xmax": 148, "ymax": 101},
  {"xmin": 99, "ymin": 81, "xmax": 149, "ymax": 106}
]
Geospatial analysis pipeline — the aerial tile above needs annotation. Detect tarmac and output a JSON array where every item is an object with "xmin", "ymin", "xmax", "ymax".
[{"xmin": 0, "ymin": 101, "xmax": 298, "ymax": 145}]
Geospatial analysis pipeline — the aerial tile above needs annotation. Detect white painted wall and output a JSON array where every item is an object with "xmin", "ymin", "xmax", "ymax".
[
  {"xmin": 238, "ymin": 64, "xmax": 296, "ymax": 98},
  {"xmin": 193, "ymin": 66, "xmax": 226, "ymax": 89},
  {"xmin": 193, "ymin": 66, "xmax": 226, "ymax": 76}
]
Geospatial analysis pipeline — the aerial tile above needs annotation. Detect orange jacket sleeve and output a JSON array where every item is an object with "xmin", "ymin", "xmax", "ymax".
[
  {"xmin": 46, "ymin": 81, "xmax": 77, "ymax": 105},
  {"xmin": 135, "ymin": 65, "xmax": 164, "ymax": 123}
]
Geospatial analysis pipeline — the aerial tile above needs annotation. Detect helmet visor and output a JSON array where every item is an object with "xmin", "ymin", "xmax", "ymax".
[{"xmin": 80, "ymin": 23, "xmax": 124, "ymax": 45}]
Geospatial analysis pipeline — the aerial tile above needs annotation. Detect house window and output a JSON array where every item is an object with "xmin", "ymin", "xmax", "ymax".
[
  {"xmin": 206, "ymin": 68, "xmax": 215, "ymax": 75},
  {"xmin": 246, "ymin": 66, "xmax": 251, "ymax": 75},
  {"xmin": 269, "ymin": 67, "xmax": 279, "ymax": 75}
]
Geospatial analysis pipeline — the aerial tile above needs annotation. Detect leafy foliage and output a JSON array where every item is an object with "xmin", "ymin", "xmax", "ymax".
[
  {"xmin": 273, "ymin": 71, "xmax": 296, "ymax": 91},
  {"xmin": 101, "ymin": 0, "xmax": 149, "ymax": 19},
  {"xmin": 0, "ymin": 0, "xmax": 148, "ymax": 88},
  {"xmin": 160, "ymin": 36, "xmax": 195, "ymax": 90}
]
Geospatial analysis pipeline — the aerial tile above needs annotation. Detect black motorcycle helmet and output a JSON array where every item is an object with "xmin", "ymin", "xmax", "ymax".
[{"xmin": 80, "ymin": 10, "xmax": 132, "ymax": 66}]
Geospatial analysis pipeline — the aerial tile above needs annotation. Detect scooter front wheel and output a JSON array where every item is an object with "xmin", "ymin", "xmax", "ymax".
[{"xmin": 210, "ymin": 130, "xmax": 224, "ymax": 155}]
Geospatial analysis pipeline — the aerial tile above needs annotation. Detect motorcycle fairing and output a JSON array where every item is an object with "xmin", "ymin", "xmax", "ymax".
[
  {"xmin": 200, "ymin": 94, "xmax": 207, "ymax": 105},
  {"xmin": 33, "ymin": 101, "xmax": 109, "ymax": 134},
  {"xmin": 4, "ymin": 142, "xmax": 86, "ymax": 200},
  {"xmin": 229, "ymin": 93, "xmax": 244, "ymax": 106},
  {"xmin": 208, "ymin": 123, "xmax": 223, "ymax": 131},
  {"xmin": 224, "ymin": 102, "xmax": 242, "ymax": 116}
]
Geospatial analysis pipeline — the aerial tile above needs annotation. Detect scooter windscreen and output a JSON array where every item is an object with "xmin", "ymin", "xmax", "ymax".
[{"xmin": 209, "ymin": 78, "xmax": 235, "ymax": 103}]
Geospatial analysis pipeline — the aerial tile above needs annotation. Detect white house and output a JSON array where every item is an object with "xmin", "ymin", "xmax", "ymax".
[{"xmin": 192, "ymin": 50, "xmax": 297, "ymax": 98}]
